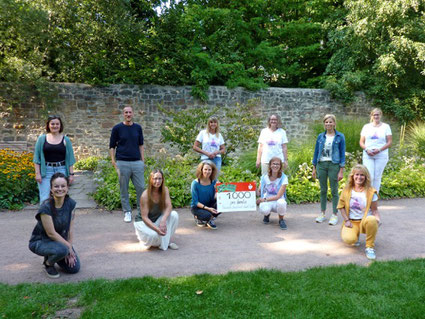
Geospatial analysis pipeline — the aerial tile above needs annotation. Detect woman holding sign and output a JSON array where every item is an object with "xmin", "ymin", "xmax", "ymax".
[
  {"xmin": 191, "ymin": 161, "xmax": 220, "ymax": 229},
  {"xmin": 256, "ymin": 157, "xmax": 288, "ymax": 230},
  {"xmin": 193, "ymin": 116, "xmax": 225, "ymax": 174}
]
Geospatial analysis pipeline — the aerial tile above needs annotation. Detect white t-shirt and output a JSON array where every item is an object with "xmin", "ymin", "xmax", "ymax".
[
  {"xmin": 349, "ymin": 190, "xmax": 378, "ymax": 220},
  {"xmin": 258, "ymin": 128, "xmax": 288, "ymax": 163},
  {"xmin": 261, "ymin": 174, "xmax": 288, "ymax": 199},
  {"xmin": 319, "ymin": 135, "xmax": 335, "ymax": 162},
  {"xmin": 361, "ymin": 123, "xmax": 392, "ymax": 157},
  {"xmin": 196, "ymin": 130, "xmax": 225, "ymax": 160}
]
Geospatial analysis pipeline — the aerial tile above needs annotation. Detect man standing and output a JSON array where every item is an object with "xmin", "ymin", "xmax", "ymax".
[{"xmin": 109, "ymin": 106, "xmax": 145, "ymax": 222}]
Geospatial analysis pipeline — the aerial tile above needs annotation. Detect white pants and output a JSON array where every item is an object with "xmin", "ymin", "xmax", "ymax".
[
  {"xmin": 362, "ymin": 153, "xmax": 389, "ymax": 193},
  {"xmin": 134, "ymin": 211, "xmax": 179, "ymax": 251},
  {"xmin": 259, "ymin": 199, "xmax": 287, "ymax": 216}
]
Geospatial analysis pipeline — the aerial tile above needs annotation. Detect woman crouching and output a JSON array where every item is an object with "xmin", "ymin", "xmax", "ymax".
[
  {"xmin": 29, "ymin": 172, "xmax": 80, "ymax": 279},
  {"xmin": 338, "ymin": 164, "xmax": 381, "ymax": 260},
  {"xmin": 134, "ymin": 170, "xmax": 179, "ymax": 250}
]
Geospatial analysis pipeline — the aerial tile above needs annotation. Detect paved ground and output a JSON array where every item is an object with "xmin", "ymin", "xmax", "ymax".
[{"xmin": 1, "ymin": 198, "xmax": 424, "ymax": 285}]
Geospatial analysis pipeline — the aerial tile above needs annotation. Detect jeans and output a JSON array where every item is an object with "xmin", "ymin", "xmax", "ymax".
[
  {"xmin": 211, "ymin": 157, "xmax": 222, "ymax": 175},
  {"xmin": 38, "ymin": 165, "xmax": 67, "ymax": 203},
  {"xmin": 116, "ymin": 160, "xmax": 145, "ymax": 213},
  {"xmin": 191, "ymin": 202, "xmax": 218, "ymax": 222},
  {"xmin": 317, "ymin": 161, "xmax": 340, "ymax": 214},
  {"xmin": 362, "ymin": 153, "xmax": 388, "ymax": 193},
  {"xmin": 29, "ymin": 239, "xmax": 80, "ymax": 274}
]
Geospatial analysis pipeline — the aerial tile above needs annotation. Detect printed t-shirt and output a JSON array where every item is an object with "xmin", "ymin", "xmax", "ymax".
[
  {"xmin": 196, "ymin": 130, "xmax": 225, "ymax": 160},
  {"xmin": 258, "ymin": 128, "xmax": 288, "ymax": 163},
  {"xmin": 349, "ymin": 190, "xmax": 378, "ymax": 219}
]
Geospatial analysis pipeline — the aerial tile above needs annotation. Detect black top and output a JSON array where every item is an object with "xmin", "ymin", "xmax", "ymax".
[
  {"xmin": 135, "ymin": 202, "xmax": 162, "ymax": 223},
  {"xmin": 29, "ymin": 197, "xmax": 76, "ymax": 243},
  {"xmin": 109, "ymin": 122, "xmax": 144, "ymax": 161},
  {"xmin": 43, "ymin": 137, "xmax": 66, "ymax": 162}
]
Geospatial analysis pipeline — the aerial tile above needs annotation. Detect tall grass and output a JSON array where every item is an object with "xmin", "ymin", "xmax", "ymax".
[{"xmin": 407, "ymin": 121, "xmax": 425, "ymax": 158}]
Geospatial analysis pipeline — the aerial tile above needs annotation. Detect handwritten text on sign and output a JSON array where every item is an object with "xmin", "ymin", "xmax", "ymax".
[{"xmin": 216, "ymin": 182, "xmax": 257, "ymax": 212}]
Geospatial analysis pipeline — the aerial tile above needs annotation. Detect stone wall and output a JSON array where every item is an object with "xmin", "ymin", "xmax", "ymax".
[{"xmin": 0, "ymin": 83, "xmax": 371, "ymax": 159}]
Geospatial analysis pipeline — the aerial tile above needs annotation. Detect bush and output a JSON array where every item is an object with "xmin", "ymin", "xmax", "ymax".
[
  {"xmin": 74, "ymin": 156, "xmax": 104, "ymax": 171},
  {"xmin": 0, "ymin": 149, "xmax": 38, "ymax": 209},
  {"xmin": 407, "ymin": 122, "xmax": 425, "ymax": 159}
]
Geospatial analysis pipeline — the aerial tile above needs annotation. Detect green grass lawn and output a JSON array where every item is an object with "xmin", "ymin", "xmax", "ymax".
[{"xmin": 1, "ymin": 259, "xmax": 424, "ymax": 318}]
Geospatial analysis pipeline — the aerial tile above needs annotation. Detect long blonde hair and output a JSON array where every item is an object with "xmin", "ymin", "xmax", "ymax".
[
  {"xmin": 206, "ymin": 116, "xmax": 220, "ymax": 137},
  {"xmin": 346, "ymin": 164, "xmax": 372, "ymax": 190},
  {"xmin": 195, "ymin": 161, "xmax": 217, "ymax": 181},
  {"xmin": 147, "ymin": 169, "xmax": 166, "ymax": 212}
]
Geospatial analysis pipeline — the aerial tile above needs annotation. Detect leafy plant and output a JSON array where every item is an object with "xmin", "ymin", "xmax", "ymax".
[
  {"xmin": 406, "ymin": 122, "xmax": 425, "ymax": 159},
  {"xmin": 74, "ymin": 156, "xmax": 105, "ymax": 171}
]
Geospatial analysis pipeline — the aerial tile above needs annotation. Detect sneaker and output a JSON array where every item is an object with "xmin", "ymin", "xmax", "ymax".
[
  {"xmin": 44, "ymin": 262, "xmax": 60, "ymax": 279},
  {"xmin": 196, "ymin": 219, "xmax": 206, "ymax": 227},
  {"xmin": 206, "ymin": 219, "xmax": 217, "ymax": 229},
  {"xmin": 263, "ymin": 214, "xmax": 270, "ymax": 224},
  {"xmin": 279, "ymin": 219, "xmax": 287, "ymax": 230},
  {"xmin": 353, "ymin": 240, "xmax": 361, "ymax": 247},
  {"xmin": 329, "ymin": 214, "xmax": 338, "ymax": 226},
  {"xmin": 168, "ymin": 243, "xmax": 179, "ymax": 250},
  {"xmin": 315, "ymin": 213, "xmax": 326, "ymax": 223},
  {"xmin": 365, "ymin": 248, "xmax": 376, "ymax": 260},
  {"xmin": 124, "ymin": 211, "xmax": 132, "ymax": 223}
]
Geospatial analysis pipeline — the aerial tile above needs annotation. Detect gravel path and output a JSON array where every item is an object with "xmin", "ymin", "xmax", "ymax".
[{"xmin": 1, "ymin": 198, "xmax": 424, "ymax": 285}]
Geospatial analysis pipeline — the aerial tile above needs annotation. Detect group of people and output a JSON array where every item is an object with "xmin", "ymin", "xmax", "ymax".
[{"xmin": 29, "ymin": 106, "xmax": 392, "ymax": 278}]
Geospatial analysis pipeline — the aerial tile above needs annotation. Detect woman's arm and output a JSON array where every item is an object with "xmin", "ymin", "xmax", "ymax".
[
  {"xmin": 378, "ymin": 135, "xmax": 392, "ymax": 153},
  {"xmin": 258, "ymin": 184, "xmax": 286, "ymax": 203},
  {"xmin": 40, "ymin": 214, "xmax": 73, "ymax": 250},
  {"xmin": 140, "ymin": 191, "xmax": 165, "ymax": 236},
  {"xmin": 371, "ymin": 200, "xmax": 380, "ymax": 223},
  {"xmin": 282, "ymin": 143, "xmax": 288, "ymax": 169},
  {"xmin": 256, "ymin": 143, "xmax": 263, "ymax": 168},
  {"xmin": 34, "ymin": 163, "xmax": 42, "ymax": 183},
  {"xmin": 339, "ymin": 208, "xmax": 353, "ymax": 228},
  {"xmin": 193, "ymin": 140, "xmax": 213, "ymax": 158},
  {"xmin": 360, "ymin": 135, "xmax": 374, "ymax": 156},
  {"xmin": 158, "ymin": 187, "xmax": 173, "ymax": 234}
]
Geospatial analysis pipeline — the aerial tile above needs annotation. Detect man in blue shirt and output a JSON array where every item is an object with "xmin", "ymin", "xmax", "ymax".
[{"xmin": 109, "ymin": 106, "xmax": 145, "ymax": 222}]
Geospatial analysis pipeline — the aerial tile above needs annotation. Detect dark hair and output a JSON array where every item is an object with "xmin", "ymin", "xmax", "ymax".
[
  {"xmin": 46, "ymin": 115, "xmax": 64, "ymax": 133},
  {"xmin": 49, "ymin": 172, "xmax": 69, "ymax": 216}
]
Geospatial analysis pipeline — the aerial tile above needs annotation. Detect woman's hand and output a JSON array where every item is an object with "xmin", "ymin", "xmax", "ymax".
[
  {"xmin": 256, "ymin": 159, "xmax": 261, "ymax": 168},
  {"xmin": 344, "ymin": 220, "xmax": 353, "ymax": 228},
  {"xmin": 65, "ymin": 248, "xmax": 77, "ymax": 267},
  {"xmin": 206, "ymin": 206, "xmax": 217, "ymax": 214},
  {"xmin": 158, "ymin": 221, "xmax": 167, "ymax": 236},
  {"xmin": 68, "ymin": 175, "xmax": 74, "ymax": 185},
  {"xmin": 35, "ymin": 173, "xmax": 42, "ymax": 183},
  {"xmin": 312, "ymin": 167, "xmax": 316, "ymax": 180},
  {"xmin": 337, "ymin": 170, "xmax": 344, "ymax": 181},
  {"xmin": 207, "ymin": 152, "xmax": 215, "ymax": 159}
]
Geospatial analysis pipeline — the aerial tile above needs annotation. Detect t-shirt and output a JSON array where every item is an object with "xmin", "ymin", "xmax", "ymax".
[
  {"xmin": 29, "ymin": 197, "xmax": 76, "ymax": 243},
  {"xmin": 191, "ymin": 179, "xmax": 217, "ymax": 208},
  {"xmin": 258, "ymin": 128, "xmax": 288, "ymax": 163},
  {"xmin": 361, "ymin": 123, "xmax": 392, "ymax": 157},
  {"xmin": 319, "ymin": 135, "xmax": 335, "ymax": 162},
  {"xmin": 109, "ymin": 122, "xmax": 144, "ymax": 161},
  {"xmin": 196, "ymin": 130, "xmax": 225, "ymax": 160},
  {"xmin": 260, "ymin": 174, "xmax": 288, "ymax": 199},
  {"xmin": 349, "ymin": 190, "xmax": 378, "ymax": 219},
  {"xmin": 135, "ymin": 202, "xmax": 162, "ymax": 223}
]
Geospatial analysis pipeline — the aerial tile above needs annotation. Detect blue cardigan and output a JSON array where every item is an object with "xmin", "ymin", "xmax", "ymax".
[{"xmin": 33, "ymin": 134, "xmax": 76, "ymax": 177}]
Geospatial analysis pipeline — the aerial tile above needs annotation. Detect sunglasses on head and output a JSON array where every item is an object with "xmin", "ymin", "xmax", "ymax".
[{"xmin": 48, "ymin": 115, "xmax": 61, "ymax": 120}]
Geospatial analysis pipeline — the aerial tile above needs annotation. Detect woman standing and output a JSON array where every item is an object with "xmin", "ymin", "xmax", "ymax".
[
  {"xmin": 256, "ymin": 157, "xmax": 288, "ymax": 230},
  {"xmin": 29, "ymin": 173, "xmax": 80, "ymax": 278},
  {"xmin": 338, "ymin": 164, "xmax": 381, "ymax": 260},
  {"xmin": 312, "ymin": 114, "xmax": 346, "ymax": 225},
  {"xmin": 191, "ymin": 161, "xmax": 220, "ymax": 229},
  {"xmin": 360, "ymin": 108, "xmax": 392, "ymax": 193},
  {"xmin": 193, "ymin": 116, "xmax": 225, "ymax": 174},
  {"xmin": 134, "ymin": 170, "xmax": 179, "ymax": 251},
  {"xmin": 33, "ymin": 115, "xmax": 76, "ymax": 203},
  {"xmin": 256, "ymin": 114, "xmax": 288, "ymax": 175}
]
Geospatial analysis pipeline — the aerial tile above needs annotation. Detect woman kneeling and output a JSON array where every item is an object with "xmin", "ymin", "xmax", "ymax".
[
  {"xmin": 29, "ymin": 172, "xmax": 80, "ymax": 279},
  {"xmin": 256, "ymin": 157, "xmax": 288, "ymax": 230},
  {"xmin": 134, "ymin": 170, "xmax": 179, "ymax": 250},
  {"xmin": 338, "ymin": 164, "xmax": 381, "ymax": 260}
]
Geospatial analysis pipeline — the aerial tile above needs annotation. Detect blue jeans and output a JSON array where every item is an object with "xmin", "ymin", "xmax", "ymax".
[
  {"xmin": 38, "ymin": 165, "xmax": 67, "ymax": 203},
  {"xmin": 116, "ymin": 160, "xmax": 145, "ymax": 213},
  {"xmin": 191, "ymin": 202, "xmax": 218, "ymax": 222},
  {"xmin": 29, "ymin": 239, "xmax": 80, "ymax": 274},
  {"xmin": 212, "ymin": 157, "xmax": 222, "ymax": 174}
]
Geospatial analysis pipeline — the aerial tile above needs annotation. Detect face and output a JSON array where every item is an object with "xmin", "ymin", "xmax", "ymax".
[
  {"xmin": 151, "ymin": 172, "xmax": 163, "ymax": 188},
  {"xmin": 353, "ymin": 171, "xmax": 366, "ymax": 186},
  {"xmin": 123, "ymin": 107, "xmax": 133, "ymax": 123},
  {"xmin": 202, "ymin": 164, "xmax": 212, "ymax": 179},
  {"xmin": 51, "ymin": 177, "xmax": 68, "ymax": 198},
  {"xmin": 209, "ymin": 120, "xmax": 217, "ymax": 132},
  {"xmin": 48, "ymin": 119, "xmax": 61, "ymax": 133},
  {"xmin": 270, "ymin": 160, "xmax": 281, "ymax": 172},
  {"xmin": 372, "ymin": 112, "xmax": 381, "ymax": 123},
  {"xmin": 324, "ymin": 118, "xmax": 335, "ymax": 131},
  {"xmin": 269, "ymin": 116, "xmax": 278, "ymax": 128}
]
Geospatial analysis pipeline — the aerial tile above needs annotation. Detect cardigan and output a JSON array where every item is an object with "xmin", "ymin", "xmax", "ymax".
[
  {"xmin": 33, "ymin": 134, "xmax": 76, "ymax": 178},
  {"xmin": 337, "ymin": 186, "xmax": 378, "ymax": 233}
]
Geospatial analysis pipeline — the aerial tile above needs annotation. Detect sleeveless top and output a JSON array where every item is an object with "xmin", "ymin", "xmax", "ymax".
[
  {"xmin": 135, "ymin": 202, "xmax": 162, "ymax": 223},
  {"xmin": 43, "ymin": 136, "xmax": 66, "ymax": 162}
]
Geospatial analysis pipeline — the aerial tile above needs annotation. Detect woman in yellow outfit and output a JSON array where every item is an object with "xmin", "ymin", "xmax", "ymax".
[{"xmin": 337, "ymin": 164, "xmax": 381, "ymax": 260}]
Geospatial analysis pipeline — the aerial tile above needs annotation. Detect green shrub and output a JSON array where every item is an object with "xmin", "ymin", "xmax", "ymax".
[
  {"xmin": 0, "ymin": 149, "xmax": 38, "ymax": 209},
  {"xmin": 407, "ymin": 122, "xmax": 425, "ymax": 159},
  {"xmin": 75, "ymin": 156, "xmax": 105, "ymax": 171}
]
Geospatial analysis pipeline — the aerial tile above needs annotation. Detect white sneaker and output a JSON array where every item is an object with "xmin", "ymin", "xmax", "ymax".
[
  {"xmin": 124, "ymin": 211, "xmax": 132, "ymax": 223},
  {"xmin": 365, "ymin": 248, "xmax": 376, "ymax": 260},
  {"xmin": 315, "ymin": 213, "xmax": 326, "ymax": 223},
  {"xmin": 329, "ymin": 214, "xmax": 338, "ymax": 226},
  {"xmin": 168, "ymin": 243, "xmax": 179, "ymax": 250}
]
